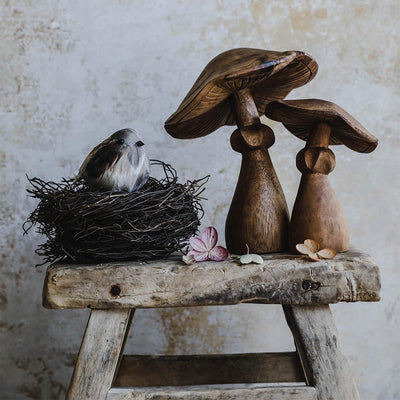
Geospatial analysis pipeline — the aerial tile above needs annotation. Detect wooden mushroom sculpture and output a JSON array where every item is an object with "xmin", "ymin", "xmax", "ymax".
[
  {"xmin": 265, "ymin": 99, "xmax": 378, "ymax": 252},
  {"xmin": 165, "ymin": 48, "xmax": 318, "ymax": 254}
]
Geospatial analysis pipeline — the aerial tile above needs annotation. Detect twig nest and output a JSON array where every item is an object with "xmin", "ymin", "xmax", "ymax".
[{"xmin": 24, "ymin": 161, "xmax": 207, "ymax": 265}]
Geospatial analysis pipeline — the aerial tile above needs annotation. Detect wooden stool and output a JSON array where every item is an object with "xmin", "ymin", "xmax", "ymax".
[{"xmin": 43, "ymin": 249, "xmax": 380, "ymax": 400}]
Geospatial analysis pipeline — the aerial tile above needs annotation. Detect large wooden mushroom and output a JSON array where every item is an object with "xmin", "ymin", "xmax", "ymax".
[
  {"xmin": 165, "ymin": 48, "xmax": 318, "ymax": 254},
  {"xmin": 265, "ymin": 99, "xmax": 378, "ymax": 252}
]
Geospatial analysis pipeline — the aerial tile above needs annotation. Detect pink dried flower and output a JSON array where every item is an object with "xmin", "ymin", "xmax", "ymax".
[{"xmin": 186, "ymin": 227, "xmax": 229, "ymax": 262}]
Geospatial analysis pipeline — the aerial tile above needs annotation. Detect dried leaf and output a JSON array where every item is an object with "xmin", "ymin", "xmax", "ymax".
[
  {"xmin": 317, "ymin": 248, "xmax": 337, "ymax": 259},
  {"xmin": 304, "ymin": 239, "xmax": 319, "ymax": 253},
  {"xmin": 239, "ymin": 254, "xmax": 264, "ymax": 265},
  {"xmin": 182, "ymin": 254, "xmax": 195, "ymax": 265},
  {"xmin": 308, "ymin": 253, "xmax": 320, "ymax": 261},
  {"xmin": 296, "ymin": 243, "xmax": 313, "ymax": 255}
]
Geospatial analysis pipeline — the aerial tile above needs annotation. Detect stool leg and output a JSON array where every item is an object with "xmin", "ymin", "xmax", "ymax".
[
  {"xmin": 283, "ymin": 305, "xmax": 360, "ymax": 400},
  {"xmin": 66, "ymin": 309, "xmax": 133, "ymax": 400}
]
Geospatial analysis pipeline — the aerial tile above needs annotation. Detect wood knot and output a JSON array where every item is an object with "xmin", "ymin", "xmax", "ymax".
[
  {"xmin": 110, "ymin": 285, "xmax": 121, "ymax": 297},
  {"xmin": 302, "ymin": 279, "xmax": 321, "ymax": 291}
]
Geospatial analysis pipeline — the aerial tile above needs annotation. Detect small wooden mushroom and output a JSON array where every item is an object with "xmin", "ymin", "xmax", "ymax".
[
  {"xmin": 165, "ymin": 48, "xmax": 318, "ymax": 254},
  {"xmin": 265, "ymin": 99, "xmax": 378, "ymax": 252}
]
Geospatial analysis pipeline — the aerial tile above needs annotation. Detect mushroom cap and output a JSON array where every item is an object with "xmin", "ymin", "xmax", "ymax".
[
  {"xmin": 165, "ymin": 48, "xmax": 318, "ymax": 139},
  {"xmin": 265, "ymin": 99, "xmax": 378, "ymax": 153}
]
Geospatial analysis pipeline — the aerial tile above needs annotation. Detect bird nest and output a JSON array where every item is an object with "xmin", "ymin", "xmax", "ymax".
[{"xmin": 24, "ymin": 161, "xmax": 207, "ymax": 265}]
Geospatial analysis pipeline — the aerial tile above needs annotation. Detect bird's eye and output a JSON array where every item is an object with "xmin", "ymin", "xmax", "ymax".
[
  {"xmin": 136, "ymin": 141, "xmax": 144, "ymax": 147},
  {"xmin": 117, "ymin": 138, "xmax": 125, "ymax": 145}
]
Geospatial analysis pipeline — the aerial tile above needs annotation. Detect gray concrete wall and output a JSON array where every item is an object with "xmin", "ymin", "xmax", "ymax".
[{"xmin": 1, "ymin": 1, "xmax": 399, "ymax": 399}]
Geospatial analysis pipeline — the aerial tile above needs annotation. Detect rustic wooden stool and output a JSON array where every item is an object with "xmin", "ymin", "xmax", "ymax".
[{"xmin": 43, "ymin": 249, "xmax": 380, "ymax": 400}]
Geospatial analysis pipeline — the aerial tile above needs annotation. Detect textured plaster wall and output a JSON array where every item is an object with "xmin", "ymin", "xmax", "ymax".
[{"xmin": 0, "ymin": 1, "xmax": 399, "ymax": 399}]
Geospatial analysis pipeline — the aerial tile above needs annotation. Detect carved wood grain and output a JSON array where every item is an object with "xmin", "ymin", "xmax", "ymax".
[
  {"xmin": 165, "ymin": 49, "xmax": 318, "ymax": 139},
  {"xmin": 264, "ymin": 99, "xmax": 378, "ymax": 153},
  {"xmin": 225, "ymin": 89, "xmax": 289, "ymax": 254},
  {"xmin": 265, "ymin": 100, "xmax": 378, "ymax": 252},
  {"xmin": 164, "ymin": 49, "xmax": 318, "ymax": 254},
  {"xmin": 289, "ymin": 122, "xmax": 349, "ymax": 252},
  {"xmin": 289, "ymin": 173, "xmax": 349, "ymax": 252},
  {"xmin": 226, "ymin": 127, "xmax": 289, "ymax": 253}
]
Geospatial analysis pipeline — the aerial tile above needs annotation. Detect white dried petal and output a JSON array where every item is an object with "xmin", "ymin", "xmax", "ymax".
[{"xmin": 239, "ymin": 254, "xmax": 264, "ymax": 265}]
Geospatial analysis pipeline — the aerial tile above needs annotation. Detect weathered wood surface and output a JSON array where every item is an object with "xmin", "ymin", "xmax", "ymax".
[
  {"xmin": 114, "ymin": 352, "xmax": 304, "ymax": 387},
  {"xmin": 107, "ymin": 385, "xmax": 317, "ymax": 400},
  {"xmin": 66, "ymin": 309, "xmax": 132, "ymax": 400},
  {"xmin": 284, "ymin": 305, "xmax": 360, "ymax": 400},
  {"xmin": 43, "ymin": 249, "xmax": 380, "ymax": 309}
]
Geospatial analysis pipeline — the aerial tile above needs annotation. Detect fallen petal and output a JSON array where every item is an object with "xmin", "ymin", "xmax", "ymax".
[
  {"xmin": 239, "ymin": 254, "xmax": 264, "ymax": 265},
  {"xmin": 308, "ymin": 253, "xmax": 320, "ymax": 261},
  {"xmin": 296, "ymin": 243, "xmax": 312, "ymax": 255},
  {"xmin": 182, "ymin": 254, "xmax": 195, "ymax": 265},
  {"xmin": 201, "ymin": 227, "xmax": 218, "ymax": 251},
  {"xmin": 208, "ymin": 246, "xmax": 229, "ymax": 261},
  {"xmin": 317, "ymin": 248, "xmax": 337, "ymax": 259},
  {"xmin": 187, "ymin": 249, "xmax": 209, "ymax": 262},
  {"xmin": 189, "ymin": 236, "xmax": 208, "ymax": 252},
  {"xmin": 304, "ymin": 239, "xmax": 319, "ymax": 253},
  {"xmin": 239, "ymin": 254, "xmax": 253, "ymax": 264}
]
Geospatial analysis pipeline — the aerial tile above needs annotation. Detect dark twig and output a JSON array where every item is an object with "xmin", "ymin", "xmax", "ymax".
[{"xmin": 24, "ymin": 160, "xmax": 207, "ymax": 265}]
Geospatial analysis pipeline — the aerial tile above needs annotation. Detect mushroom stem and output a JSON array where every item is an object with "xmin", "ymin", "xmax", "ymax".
[
  {"xmin": 227, "ymin": 90, "xmax": 289, "ymax": 253},
  {"xmin": 232, "ymin": 88, "xmax": 270, "ymax": 148},
  {"xmin": 232, "ymin": 88, "xmax": 260, "ymax": 128},
  {"xmin": 306, "ymin": 122, "xmax": 331, "ymax": 148},
  {"xmin": 264, "ymin": 98, "xmax": 377, "ymax": 253},
  {"xmin": 226, "ymin": 126, "xmax": 289, "ymax": 254},
  {"xmin": 296, "ymin": 123, "xmax": 335, "ymax": 176},
  {"xmin": 289, "ymin": 173, "xmax": 349, "ymax": 252},
  {"xmin": 290, "ymin": 122, "xmax": 349, "ymax": 252}
]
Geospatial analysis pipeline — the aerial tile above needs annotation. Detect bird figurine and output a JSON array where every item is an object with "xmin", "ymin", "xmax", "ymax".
[{"xmin": 76, "ymin": 128, "xmax": 150, "ymax": 192}]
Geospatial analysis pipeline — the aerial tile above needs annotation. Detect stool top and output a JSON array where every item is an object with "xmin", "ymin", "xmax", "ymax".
[{"xmin": 43, "ymin": 249, "xmax": 380, "ymax": 309}]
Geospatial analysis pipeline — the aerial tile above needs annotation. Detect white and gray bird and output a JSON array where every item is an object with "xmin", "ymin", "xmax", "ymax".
[{"xmin": 76, "ymin": 128, "xmax": 150, "ymax": 192}]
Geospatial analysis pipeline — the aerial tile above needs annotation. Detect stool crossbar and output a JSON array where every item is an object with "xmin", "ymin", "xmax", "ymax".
[{"xmin": 43, "ymin": 249, "xmax": 380, "ymax": 400}]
